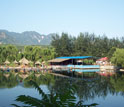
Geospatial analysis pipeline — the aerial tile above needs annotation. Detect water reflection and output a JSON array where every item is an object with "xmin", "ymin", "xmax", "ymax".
[
  {"xmin": 0, "ymin": 72, "xmax": 18, "ymax": 88},
  {"xmin": 0, "ymin": 71, "xmax": 124, "ymax": 106}
]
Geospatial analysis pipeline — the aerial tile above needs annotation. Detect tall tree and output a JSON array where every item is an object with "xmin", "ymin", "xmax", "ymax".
[
  {"xmin": 5, "ymin": 45, "xmax": 18, "ymax": 62},
  {"xmin": 51, "ymin": 33, "xmax": 73, "ymax": 56},
  {"xmin": 111, "ymin": 48, "xmax": 124, "ymax": 67}
]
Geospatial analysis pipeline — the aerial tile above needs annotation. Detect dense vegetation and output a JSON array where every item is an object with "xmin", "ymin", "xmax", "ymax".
[
  {"xmin": 111, "ymin": 48, "xmax": 124, "ymax": 67},
  {"xmin": 0, "ymin": 45, "xmax": 56, "ymax": 64},
  {"xmin": 51, "ymin": 32, "xmax": 124, "ymax": 57}
]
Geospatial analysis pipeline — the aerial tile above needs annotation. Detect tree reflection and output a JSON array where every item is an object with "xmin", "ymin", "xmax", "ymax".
[
  {"xmin": 110, "ymin": 74, "xmax": 124, "ymax": 95},
  {"xmin": 23, "ymin": 73, "xmax": 55, "ymax": 88},
  {"xmin": 47, "ymin": 74, "xmax": 120, "ymax": 101},
  {"xmin": 12, "ymin": 80, "xmax": 98, "ymax": 107},
  {"xmin": 1, "ymin": 71, "xmax": 124, "ymax": 103},
  {"xmin": 0, "ymin": 72, "xmax": 18, "ymax": 88}
]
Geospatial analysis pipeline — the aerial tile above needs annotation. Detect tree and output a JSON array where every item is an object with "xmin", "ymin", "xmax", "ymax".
[
  {"xmin": 1, "ymin": 45, "xmax": 18, "ymax": 62},
  {"xmin": 107, "ymin": 47, "xmax": 116, "ymax": 59},
  {"xmin": 51, "ymin": 32, "xmax": 124, "ymax": 58},
  {"xmin": 41, "ymin": 48, "xmax": 56, "ymax": 61},
  {"xmin": 24, "ymin": 46, "xmax": 34, "ymax": 61},
  {"xmin": 74, "ymin": 33, "xmax": 90, "ymax": 56},
  {"xmin": 51, "ymin": 34, "xmax": 61, "ymax": 56},
  {"xmin": 51, "ymin": 33, "xmax": 74, "ymax": 57},
  {"xmin": 111, "ymin": 48, "xmax": 124, "ymax": 67},
  {"xmin": 32, "ymin": 46, "xmax": 42, "ymax": 62}
]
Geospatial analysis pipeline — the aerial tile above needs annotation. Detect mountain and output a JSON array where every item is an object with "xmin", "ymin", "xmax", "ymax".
[{"xmin": 0, "ymin": 30, "xmax": 54, "ymax": 45}]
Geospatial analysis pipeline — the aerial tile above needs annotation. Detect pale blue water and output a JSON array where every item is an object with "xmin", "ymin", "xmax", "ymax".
[
  {"xmin": 0, "ymin": 85, "xmax": 49, "ymax": 107},
  {"xmin": 85, "ymin": 93, "xmax": 124, "ymax": 107}
]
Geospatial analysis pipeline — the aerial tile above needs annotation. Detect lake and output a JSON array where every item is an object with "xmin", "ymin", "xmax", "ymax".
[{"xmin": 0, "ymin": 71, "xmax": 124, "ymax": 107}]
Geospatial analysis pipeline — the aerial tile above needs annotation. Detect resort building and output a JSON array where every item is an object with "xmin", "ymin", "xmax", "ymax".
[
  {"xmin": 48, "ymin": 56, "xmax": 100, "ymax": 70},
  {"xmin": 49, "ymin": 56, "xmax": 94, "ymax": 65}
]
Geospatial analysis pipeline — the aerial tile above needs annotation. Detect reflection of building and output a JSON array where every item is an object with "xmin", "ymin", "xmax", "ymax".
[
  {"xmin": 96, "ymin": 57, "xmax": 117, "ymax": 70},
  {"xmin": 97, "ymin": 71, "xmax": 115, "ymax": 76}
]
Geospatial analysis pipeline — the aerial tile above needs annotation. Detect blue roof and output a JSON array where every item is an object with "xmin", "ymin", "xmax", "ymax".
[{"xmin": 57, "ymin": 56, "xmax": 93, "ymax": 59}]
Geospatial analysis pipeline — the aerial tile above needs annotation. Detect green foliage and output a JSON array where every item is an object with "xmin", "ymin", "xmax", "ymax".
[
  {"xmin": 23, "ymin": 46, "xmax": 56, "ymax": 62},
  {"xmin": 0, "ymin": 45, "xmax": 56, "ymax": 65},
  {"xmin": 107, "ymin": 47, "xmax": 116, "ymax": 59},
  {"xmin": 51, "ymin": 33, "xmax": 74, "ymax": 56},
  {"xmin": 111, "ymin": 48, "xmax": 124, "ymax": 67},
  {"xmin": 83, "ymin": 59, "xmax": 94, "ymax": 65},
  {"xmin": 0, "ymin": 45, "xmax": 18, "ymax": 64},
  {"xmin": 51, "ymin": 32, "xmax": 124, "ymax": 57}
]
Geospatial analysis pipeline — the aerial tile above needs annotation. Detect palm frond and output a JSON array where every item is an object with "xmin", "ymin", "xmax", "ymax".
[
  {"xmin": 11, "ymin": 104, "xmax": 20, "ymax": 107},
  {"xmin": 15, "ymin": 95, "xmax": 44, "ymax": 107}
]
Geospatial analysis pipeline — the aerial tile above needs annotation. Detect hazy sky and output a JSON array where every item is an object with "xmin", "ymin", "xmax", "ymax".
[{"xmin": 0, "ymin": 0, "xmax": 124, "ymax": 37}]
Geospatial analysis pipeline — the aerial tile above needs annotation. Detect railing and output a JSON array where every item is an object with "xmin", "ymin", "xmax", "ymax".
[
  {"xmin": 72, "ymin": 69, "xmax": 100, "ymax": 72},
  {"xmin": 67, "ymin": 65, "xmax": 100, "ymax": 69}
]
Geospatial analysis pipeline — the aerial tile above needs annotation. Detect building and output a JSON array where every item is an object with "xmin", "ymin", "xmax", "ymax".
[
  {"xmin": 49, "ymin": 56, "xmax": 93, "ymax": 65},
  {"xmin": 49, "ymin": 56, "xmax": 100, "ymax": 70}
]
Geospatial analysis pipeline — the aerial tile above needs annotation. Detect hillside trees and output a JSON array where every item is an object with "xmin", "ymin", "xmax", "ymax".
[
  {"xmin": 51, "ymin": 33, "xmax": 74, "ymax": 56},
  {"xmin": 51, "ymin": 32, "xmax": 124, "ymax": 57}
]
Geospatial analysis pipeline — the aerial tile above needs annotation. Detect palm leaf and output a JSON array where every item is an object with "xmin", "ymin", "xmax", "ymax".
[
  {"xmin": 15, "ymin": 95, "xmax": 44, "ymax": 107},
  {"xmin": 11, "ymin": 104, "xmax": 20, "ymax": 107},
  {"xmin": 11, "ymin": 103, "xmax": 33, "ymax": 107}
]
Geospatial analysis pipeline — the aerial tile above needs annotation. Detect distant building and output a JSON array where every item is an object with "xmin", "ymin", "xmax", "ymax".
[
  {"xmin": 96, "ymin": 57, "xmax": 109, "ymax": 65},
  {"xmin": 49, "ymin": 56, "xmax": 94, "ymax": 65},
  {"xmin": 48, "ymin": 56, "xmax": 99, "ymax": 70}
]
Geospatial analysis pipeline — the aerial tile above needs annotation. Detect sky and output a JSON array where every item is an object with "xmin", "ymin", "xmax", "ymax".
[{"xmin": 0, "ymin": 0, "xmax": 124, "ymax": 38}]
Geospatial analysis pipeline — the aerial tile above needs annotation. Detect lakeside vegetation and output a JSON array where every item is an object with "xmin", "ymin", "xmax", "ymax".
[
  {"xmin": 51, "ymin": 32, "xmax": 124, "ymax": 67},
  {"xmin": 0, "ymin": 45, "xmax": 56, "ymax": 65},
  {"xmin": 51, "ymin": 32, "xmax": 124, "ymax": 57},
  {"xmin": 0, "ymin": 32, "xmax": 124, "ymax": 67}
]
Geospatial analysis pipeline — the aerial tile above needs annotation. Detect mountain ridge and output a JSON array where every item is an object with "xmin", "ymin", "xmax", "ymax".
[{"xmin": 0, "ymin": 30, "xmax": 54, "ymax": 45}]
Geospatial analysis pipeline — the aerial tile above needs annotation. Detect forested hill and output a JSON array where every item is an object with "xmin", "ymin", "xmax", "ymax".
[
  {"xmin": 0, "ymin": 30, "xmax": 54, "ymax": 45},
  {"xmin": 51, "ymin": 32, "xmax": 124, "ymax": 58}
]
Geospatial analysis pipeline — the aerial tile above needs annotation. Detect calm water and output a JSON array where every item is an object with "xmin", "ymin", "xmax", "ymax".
[{"xmin": 0, "ymin": 71, "xmax": 124, "ymax": 107}]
